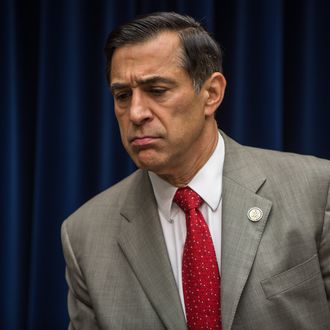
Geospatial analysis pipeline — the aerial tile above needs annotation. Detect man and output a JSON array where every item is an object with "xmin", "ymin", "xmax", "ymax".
[{"xmin": 61, "ymin": 12, "xmax": 330, "ymax": 329}]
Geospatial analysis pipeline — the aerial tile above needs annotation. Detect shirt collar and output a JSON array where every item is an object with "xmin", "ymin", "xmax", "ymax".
[{"xmin": 149, "ymin": 132, "xmax": 225, "ymax": 221}]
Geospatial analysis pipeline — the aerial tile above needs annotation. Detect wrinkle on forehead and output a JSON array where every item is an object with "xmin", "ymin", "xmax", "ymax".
[{"xmin": 110, "ymin": 31, "xmax": 186, "ymax": 85}]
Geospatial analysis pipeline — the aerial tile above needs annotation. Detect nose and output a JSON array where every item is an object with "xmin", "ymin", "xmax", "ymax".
[{"xmin": 129, "ymin": 90, "xmax": 153, "ymax": 126}]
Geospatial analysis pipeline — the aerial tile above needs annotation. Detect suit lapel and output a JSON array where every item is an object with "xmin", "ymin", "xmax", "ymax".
[
  {"xmin": 220, "ymin": 133, "xmax": 272, "ymax": 330},
  {"xmin": 118, "ymin": 171, "xmax": 186, "ymax": 330},
  {"xmin": 115, "ymin": 133, "xmax": 273, "ymax": 330}
]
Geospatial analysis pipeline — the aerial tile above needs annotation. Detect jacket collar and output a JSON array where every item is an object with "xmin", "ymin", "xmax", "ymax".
[
  {"xmin": 220, "ymin": 131, "xmax": 272, "ymax": 330},
  {"xmin": 118, "ymin": 171, "xmax": 187, "ymax": 329}
]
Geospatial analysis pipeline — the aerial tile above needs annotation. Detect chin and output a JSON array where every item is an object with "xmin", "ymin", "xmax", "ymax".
[
  {"xmin": 134, "ymin": 157, "xmax": 166, "ymax": 173},
  {"xmin": 131, "ymin": 150, "xmax": 166, "ymax": 171},
  {"xmin": 136, "ymin": 160, "xmax": 163, "ymax": 172}
]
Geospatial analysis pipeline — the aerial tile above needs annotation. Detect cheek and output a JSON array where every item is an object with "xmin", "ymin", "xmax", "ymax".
[
  {"xmin": 167, "ymin": 102, "xmax": 203, "ymax": 130},
  {"xmin": 168, "ymin": 91, "xmax": 204, "ymax": 120},
  {"xmin": 115, "ymin": 112, "xmax": 128, "ymax": 132},
  {"xmin": 115, "ymin": 117, "xmax": 130, "ymax": 146},
  {"xmin": 168, "ymin": 108, "xmax": 205, "ymax": 145}
]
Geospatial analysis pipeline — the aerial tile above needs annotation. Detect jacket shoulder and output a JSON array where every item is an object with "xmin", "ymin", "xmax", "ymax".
[
  {"xmin": 246, "ymin": 145, "xmax": 330, "ymax": 180},
  {"xmin": 243, "ymin": 146, "xmax": 330, "ymax": 212},
  {"xmin": 62, "ymin": 169, "xmax": 145, "ymax": 235}
]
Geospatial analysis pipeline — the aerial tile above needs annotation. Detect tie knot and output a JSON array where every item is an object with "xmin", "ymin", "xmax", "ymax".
[{"xmin": 173, "ymin": 187, "xmax": 203, "ymax": 212}]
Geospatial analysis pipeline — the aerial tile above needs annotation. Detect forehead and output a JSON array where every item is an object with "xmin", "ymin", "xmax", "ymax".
[{"xmin": 110, "ymin": 31, "xmax": 185, "ymax": 83}]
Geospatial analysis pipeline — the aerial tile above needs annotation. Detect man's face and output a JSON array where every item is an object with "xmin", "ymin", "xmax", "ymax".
[{"xmin": 110, "ymin": 31, "xmax": 216, "ymax": 178}]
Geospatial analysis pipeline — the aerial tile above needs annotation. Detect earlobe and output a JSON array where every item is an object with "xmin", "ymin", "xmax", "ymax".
[{"xmin": 204, "ymin": 73, "xmax": 226, "ymax": 116}]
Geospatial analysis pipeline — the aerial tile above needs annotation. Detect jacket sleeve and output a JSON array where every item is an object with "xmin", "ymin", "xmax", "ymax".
[
  {"xmin": 320, "ymin": 180, "xmax": 330, "ymax": 310},
  {"xmin": 61, "ymin": 220, "xmax": 101, "ymax": 330}
]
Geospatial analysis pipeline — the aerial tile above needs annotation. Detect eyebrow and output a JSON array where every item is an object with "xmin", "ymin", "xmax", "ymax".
[{"xmin": 110, "ymin": 76, "xmax": 177, "ymax": 94}]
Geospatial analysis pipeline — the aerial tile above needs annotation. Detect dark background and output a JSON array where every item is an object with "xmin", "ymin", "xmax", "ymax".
[{"xmin": 1, "ymin": 0, "xmax": 329, "ymax": 328}]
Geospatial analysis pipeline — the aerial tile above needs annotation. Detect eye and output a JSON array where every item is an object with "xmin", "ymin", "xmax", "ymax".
[
  {"xmin": 149, "ymin": 87, "xmax": 167, "ymax": 96},
  {"xmin": 115, "ymin": 91, "xmax": 131, "ymax": 103}
]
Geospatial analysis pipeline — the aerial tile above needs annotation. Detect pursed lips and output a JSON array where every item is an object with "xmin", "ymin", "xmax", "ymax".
[{"xmin": 129, "ymin": 136, "xmax": 160, "ymax": 147}]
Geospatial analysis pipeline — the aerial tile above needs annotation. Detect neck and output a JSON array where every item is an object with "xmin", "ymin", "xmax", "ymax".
[{"xmin": 159, "ymin": 122, "xmax": 219, "ymax": 187}]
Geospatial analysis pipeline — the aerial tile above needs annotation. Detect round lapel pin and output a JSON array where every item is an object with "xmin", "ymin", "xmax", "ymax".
[{"xmin": 247, "ymin": 207, "xmax": 263, "ymax": 222}]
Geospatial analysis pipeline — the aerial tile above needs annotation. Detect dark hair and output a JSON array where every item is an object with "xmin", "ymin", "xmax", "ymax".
[{"xmin": 104, "ymin": 12, "xmax": 223, "ymax": 92}]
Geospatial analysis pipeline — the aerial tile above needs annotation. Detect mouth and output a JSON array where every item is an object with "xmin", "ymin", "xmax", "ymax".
[{"xmin": 130, "ymin": 136, "xmax": 160, "ymax": 147}]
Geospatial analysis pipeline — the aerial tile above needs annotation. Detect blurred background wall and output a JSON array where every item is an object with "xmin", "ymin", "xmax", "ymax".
[{"xmin": 1, "ymin": 0, "xmax": 329, "ymax": 328}]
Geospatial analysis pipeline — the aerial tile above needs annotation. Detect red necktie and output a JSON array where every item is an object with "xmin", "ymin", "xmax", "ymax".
[{"xmin": 174, "ymin": 187, "xmax": 221, "ymax": 330}]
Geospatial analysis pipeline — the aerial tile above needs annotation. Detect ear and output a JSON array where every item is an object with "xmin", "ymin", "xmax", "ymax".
[{"xmin": 203, "ymin": 72, "xmax": 226, "ymax": 117}]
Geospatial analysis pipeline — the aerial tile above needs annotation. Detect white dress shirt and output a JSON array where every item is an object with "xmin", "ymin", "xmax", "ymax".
[{"xmin": 148, "ymin": 132, "xmax": 225, "ymax": 311}]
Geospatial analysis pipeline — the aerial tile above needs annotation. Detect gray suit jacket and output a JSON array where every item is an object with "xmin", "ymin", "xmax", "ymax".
[{"xmin": 61, "ymin": 132, "xmax": 330, "ymax": 329}]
